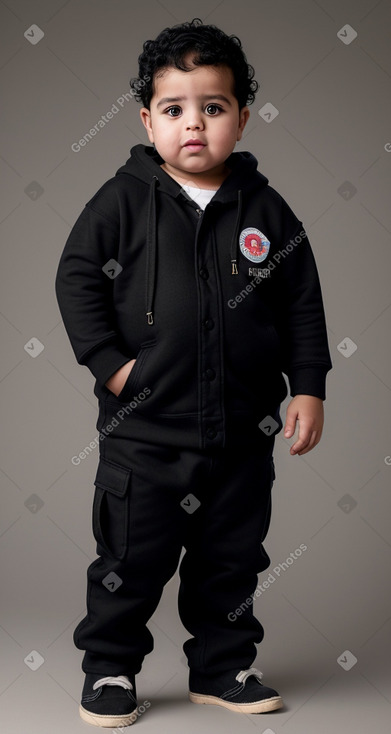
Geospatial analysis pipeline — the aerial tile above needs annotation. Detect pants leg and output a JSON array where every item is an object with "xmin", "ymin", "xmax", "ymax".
[
  {"xmin": 178, "ymin": 435, "xmax": 276, "ymax": 675},
  {"xmin": 73, "ymin": 435, "xmax": 213, "ymax": 675}
]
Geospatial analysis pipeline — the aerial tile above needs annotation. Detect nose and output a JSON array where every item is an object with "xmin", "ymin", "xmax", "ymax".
[
  {"xmin": 186, "ymin": 120, "xmax": 204, "ymax": 131},
  {"xmin": 185, "ymin": 109, "xmax": 205, "ymax": 130}
]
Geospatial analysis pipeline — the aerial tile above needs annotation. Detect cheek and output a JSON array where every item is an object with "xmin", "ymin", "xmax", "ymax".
[
  {"xmin": 219, "ymin": 118, "xmax": 238, "ymax": 137},
  {"xmin": 219, "ymin": 126, "xmax": 239, "ymax": 146},
  {"xmin": 156, "ymin": 120, "xmax": 175, "ymax": 138}
]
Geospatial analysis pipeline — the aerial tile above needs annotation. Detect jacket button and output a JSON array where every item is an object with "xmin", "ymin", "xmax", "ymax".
[
  {"xmin": 199, "ymin": 267, "xmax": 209, "ymax": 280},
  {"xmin": 204, "ymin": 368, "xmax": 216, "ymax": 380},
  {"xmin": 206, "ymin": 427, "xmax": 217, "ymax": 439},
  {"xmin": 202, "ymin": 318, "xmax": 214, "ymax": 330}
]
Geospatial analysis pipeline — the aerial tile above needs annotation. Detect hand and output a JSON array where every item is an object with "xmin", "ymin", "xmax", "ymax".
[
  {"xmin": 283, "ymin": 395, "xmax": 324, "ymax": 456},
  {"xmin": 105, "ymin": 359, "xmax": 136, "ymax": 397}
]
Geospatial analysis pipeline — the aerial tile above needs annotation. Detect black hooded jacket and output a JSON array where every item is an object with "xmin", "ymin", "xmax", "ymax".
[{"xmin": 55, "ymin": 144, "xmax": 332, "ymax": 449}]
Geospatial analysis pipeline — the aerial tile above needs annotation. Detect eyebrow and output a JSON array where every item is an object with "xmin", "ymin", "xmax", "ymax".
[{"xmin": 156, "ymin": 94, "xmax": 232, "ymax": 109}]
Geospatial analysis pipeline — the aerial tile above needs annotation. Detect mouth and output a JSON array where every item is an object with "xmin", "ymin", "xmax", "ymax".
[{"xmin": 183, "ymin": 140, "xmax": 206, "ymax": 152}]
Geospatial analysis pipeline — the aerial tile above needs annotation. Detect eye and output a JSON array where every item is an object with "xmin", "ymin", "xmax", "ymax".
[
  {"xmin": 166, "ymin": 106, "xmax": 181, "ymax": 117},
  {"xmin": 205, "ymin": 104, "xmax": 222, "ymax": 115}
]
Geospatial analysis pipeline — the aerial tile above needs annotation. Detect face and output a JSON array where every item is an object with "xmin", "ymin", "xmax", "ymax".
[{"xmin": 140, "ymin": 57, "xmax": 250, "ymax": 186}]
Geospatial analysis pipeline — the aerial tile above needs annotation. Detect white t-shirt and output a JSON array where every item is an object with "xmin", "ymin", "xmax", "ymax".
[{"xmin": 181, "ymin": 183, "xmax": 218, "ymax": 210}]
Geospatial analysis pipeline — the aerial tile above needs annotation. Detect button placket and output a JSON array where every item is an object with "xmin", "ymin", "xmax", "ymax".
[{"xmin": 195, "ymin": 217, "xmax": 224, "ymax": 448}]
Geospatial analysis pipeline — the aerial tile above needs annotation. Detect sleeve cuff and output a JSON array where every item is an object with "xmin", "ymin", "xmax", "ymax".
[
  {"xmin": 288, "ymin": 366, "xmax": 330, "ymax": 400},
  {"xmin": 80, "ymin": 341, "xmax": 133, "ymax": 387}
]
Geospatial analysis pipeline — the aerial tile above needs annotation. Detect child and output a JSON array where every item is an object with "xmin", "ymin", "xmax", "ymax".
[{"xmin": 55, "ymin": 18, "xmax": 332, "ymax": 728}]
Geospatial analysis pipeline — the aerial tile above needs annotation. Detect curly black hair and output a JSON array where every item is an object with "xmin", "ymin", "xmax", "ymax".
[{"xmin": 129, "ymin": 18, "xmax": 259, "ymax": 111}]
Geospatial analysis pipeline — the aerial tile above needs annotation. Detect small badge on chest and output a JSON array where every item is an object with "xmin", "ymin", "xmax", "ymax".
[{"xmin": 239, "ymin": 227, "xmax": 270, "ymax": 263}]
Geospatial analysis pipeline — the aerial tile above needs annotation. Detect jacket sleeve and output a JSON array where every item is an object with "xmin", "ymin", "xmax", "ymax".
[
  {"xmin": 55, "ymin": 202, "xmax": 132, "ymax": 387},
  {"xmin": 272, "ymin": 213, "xmax": 333, "ymax": 400}
]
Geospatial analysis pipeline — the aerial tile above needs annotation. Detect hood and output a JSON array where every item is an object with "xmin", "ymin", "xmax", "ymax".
[{"xmin": 115, "ymin": 144, "xmax": 269, "ymax": 326}]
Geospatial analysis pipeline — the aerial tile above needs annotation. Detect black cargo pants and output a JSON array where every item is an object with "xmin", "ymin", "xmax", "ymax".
[{"xmin": 73, "ymin": 427, "xmax": 276, "ymax": 677}]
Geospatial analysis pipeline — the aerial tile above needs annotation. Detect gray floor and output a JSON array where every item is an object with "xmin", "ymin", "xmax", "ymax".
[
  {"xmin": 1, "ymin": 567, "xmax": 390, "ymax": 733},
  {"xmin": 4, "ymin": 664, "xmax": 389, "ymax": 734}
]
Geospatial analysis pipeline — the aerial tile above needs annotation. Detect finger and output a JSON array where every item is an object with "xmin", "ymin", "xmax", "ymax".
[
  {"xmin": 290, "ymin": 424, "xmax": 312, "ymax": 455},
  {"xmin": 284, "ymin": 411, "xmax": 298, "ymax": 438},
  {"xmin": 296, "ymin": 430, "xmax": 319, "ymax": 456}
]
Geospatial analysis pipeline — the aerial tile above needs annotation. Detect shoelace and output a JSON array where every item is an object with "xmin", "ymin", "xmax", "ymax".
[
  {"xmin": 235, "ymin": 667, "xmax": 264, "ymax": 685},
  {"xmin": 93, "ymin": 675, "xmax": 133, "ymax": 691}
]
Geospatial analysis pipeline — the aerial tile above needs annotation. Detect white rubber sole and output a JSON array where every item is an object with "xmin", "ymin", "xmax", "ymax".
[
  {"xmin": 79, "ymin": 704, "xmax": 137, "ymax": 727},
  {"xmin": 189, "ymin": 691, "xmax": 283, "ymax": 713}
]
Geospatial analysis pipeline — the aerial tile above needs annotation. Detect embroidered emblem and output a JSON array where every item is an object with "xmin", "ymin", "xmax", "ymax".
[{"xmin": 239, "ymin": 228, "xmax": 270, "ymax": 263}]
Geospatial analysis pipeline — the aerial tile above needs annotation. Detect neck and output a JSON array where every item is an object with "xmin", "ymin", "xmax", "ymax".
[{"xmin": 160, "ymin": 162, "xmax": 231, "ymax": 189}]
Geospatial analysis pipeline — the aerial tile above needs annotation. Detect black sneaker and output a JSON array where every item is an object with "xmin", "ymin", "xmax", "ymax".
[
  {"xmin": 189, "ymin": 666, "xmax": 283, "ymax": 714},
  {"xmin": 79, "ymin": 673, "xmax": 138, "ymax": 727}
]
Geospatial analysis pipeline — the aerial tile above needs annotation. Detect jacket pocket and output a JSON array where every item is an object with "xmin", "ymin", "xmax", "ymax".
[
  {"xmin": 116, "ymin": 339, "xmax": 157, "ymax": 403},
  {"xmin": 92, "ymin": 456, "xmax": 132, "ymax": 561}
]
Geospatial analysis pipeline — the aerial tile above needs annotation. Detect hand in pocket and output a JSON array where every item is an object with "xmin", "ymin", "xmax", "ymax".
[{"xmin": 105, "ymin": 359, "xmax": 136, "ymax": 397}]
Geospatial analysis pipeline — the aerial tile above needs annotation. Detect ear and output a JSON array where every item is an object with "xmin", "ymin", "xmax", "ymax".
[
  {"xmin": 140, "ymin": 107, "xmax": 154, "ymax": 143},
  {"xmin": 236, "ymin": 106, "xmax": 250, "ymax": 141}
]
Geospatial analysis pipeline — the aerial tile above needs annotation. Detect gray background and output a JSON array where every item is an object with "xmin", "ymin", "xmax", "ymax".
[{"xmin": 0, "ymin": 0, "xmax": 390, "ymax": 732}]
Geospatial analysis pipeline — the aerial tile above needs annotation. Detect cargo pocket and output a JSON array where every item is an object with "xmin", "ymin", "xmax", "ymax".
[{"xmin": 92, "ymin": 456, "xmax": 132, "ymax": 561}]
